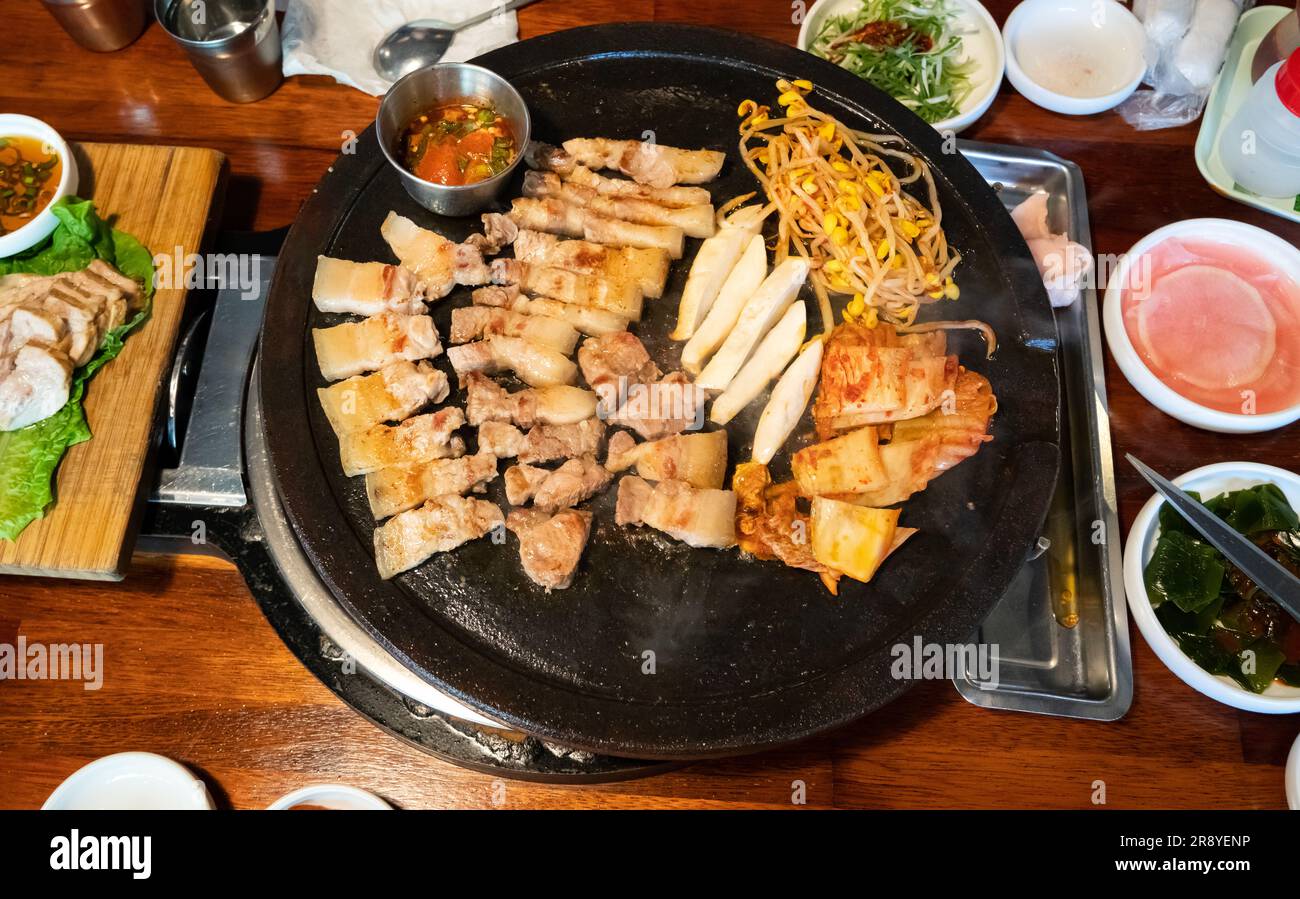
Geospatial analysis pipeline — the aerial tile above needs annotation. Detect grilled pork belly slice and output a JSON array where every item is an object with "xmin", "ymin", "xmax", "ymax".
[
  {"xmin": 364, "ymin": 451, "xmax": 499, "ymax": 520},
  {"xmin": 470, "ymin": 212, "xmax": 519, "ymax": 255},
  {"xmin": 374, "ymin": 495, "xmax": 504, "ymax": 580},
  {"xmin": 577, "ymin": 331, "xmax": 660, "ymax": 391},
  {"xmin": 489, "ymin": 257, "xmax": 643, "ymax": 321},
  {"xmin": 505, "ymin": 455, "xmax": 612, "ymax": 511},
  {"xmin": 317, "ymin": 360, "xmax": 448, "ymax": 437},
  {"xmin": 564, "ymin": 164, "xmax": 712, "ymax": 208},
  {"xmin": 506, "ymin": 507, "xmax": 593, "ymax": 590},
  {"xmin": 446, "ymin": 336, "xmax": 578, "ymax": 388},
  {"xmin": 449, "ymin": 305, "xmax": 578, "ymax": 354},
  {"xmin": 522, "ymin": 171, "xmax": 715, "ymax": 239},
  {"xmin": 0, "ymin": 345, "xmax": 73, "ymax": 431},
  {"xmin": 312, "ymin": 312, "xmax": 441, "ymax": 381},
  {"xmin": 464, "ymin": 371, "xmax": 597, "ymax": 428},
  {"xmin": 508, "ymin": 198, "xmax": 685, "ymax": 259},
  {"xmin": 380, "ymin": 212, "xmax": 489, "ymax": 299},
  {"xmin": 604, "ymin": 429, "xmax": 727, "ymax": 489},
  {"xmin": 337, "ymin": 407, "xmax": 466, "ymax": 477},
  {"xmin": 480, "ymin": 418, "xmax": 606, "ymax": 464},
  {"xmin": 560, "ymin": 138, "xmax": 725, "ymax": 187},
  {"xmin": 512, "ymin": 230, "xmax": 670, "ymax": 299},
  {"xmin": 472, "ymin": 285, "xmax": 629, "ymax": 337},
  {"xmin": 605, "ymin": 371, "xmax": 705, "ymax": 441},
  {"xmin": 614, "ymin": 476, "xmax": 736, "ymax": 548},
  {"xmin": 311, "ymin": 257, "xmax": 424, "ymax": 316}
]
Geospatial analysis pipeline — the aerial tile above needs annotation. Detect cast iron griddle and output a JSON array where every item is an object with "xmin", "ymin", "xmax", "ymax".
[{"xmin": 258, "ymin": 24, "xmax": 1060, "ymax": 759}]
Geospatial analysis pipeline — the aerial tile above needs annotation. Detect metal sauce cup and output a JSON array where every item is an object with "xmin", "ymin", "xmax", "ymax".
[
  {"xmin": 41, "ymin": 0, "xmax": 147, "ymax": 52},
  {"xmin": 154, "ymin": 0, "xmax": 282, "ymax": 104},
  {"xmin": 377, "ymin": 64, "xmax": 531, "ymax": 218}
]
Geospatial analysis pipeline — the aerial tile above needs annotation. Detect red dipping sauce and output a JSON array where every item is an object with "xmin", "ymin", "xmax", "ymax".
[{"xmin": 1121, "ymin": 238, "xmax": 1300, "ymax": 415}]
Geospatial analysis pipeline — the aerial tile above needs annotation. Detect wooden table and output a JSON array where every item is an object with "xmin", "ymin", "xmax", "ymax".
[{"xmin": 1, "ymin": 0, "xmax": 1297, "ymax": 810}]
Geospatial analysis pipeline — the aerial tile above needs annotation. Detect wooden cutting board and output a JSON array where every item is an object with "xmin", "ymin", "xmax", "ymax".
[{"xmin": 0, "ymin": 142, "xmax": 225, "ymax": 580}]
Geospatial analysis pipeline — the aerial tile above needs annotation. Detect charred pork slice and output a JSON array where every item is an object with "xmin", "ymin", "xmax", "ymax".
[
  {"xmin": 374, "ymin": 495, "xmax": 503, "ymax": 580},
  {"xmin": 504, "ymin": 455, "xmax": 612, "ymax": 512},
  {"xmin": 471, "ymin": 285, "xmax": 629, "ymax": 338},
  {"xmin": 559, "ymin": 138, "xmax": 725, "ymax": 188},
  {"xmin": 489, "ymin": 257, "xmax": 643, "ymax": 321},
  {"xmin": 506, "ymin": 507, "xmax": 593, "ymax": 591},
  {"xmin": 477, "ymin": 418, "xmax": 606, "ymax": 464},
  {"xmin": 311, "ymin": 256, "xmax": 424, "ymax": 316},
  {"xmin": 337, "ymin": 407, "xmax": 465, "ymax": 476},
  {"xmin": 512, "ymin": 229, "xmax": 670, "ymax": 299},
  {"xmin": 606, "ymin": 371, "xmax": 705, "ymax": 441},
  {"xmin": 507, "ymin": 197, "xmax": 684, "ymax": 260},
  {"xmin": 364, "ymin": 452, "xmax": 498, "ymax": 520},
  {"xmin": 464, "ymin": 371, "xmax": 597, "ymax": 428},
  {"xmin": 604, "ymin": 429, "xmax": 727, "ymax": 489},
  {"xmin": 446, "ymin": 336, "xmax": 577, "ymax": 389},
  {"xmin": 521, "ymin": 171, "xmax": 715, "ymax": 239},
  {"xmin": 312, "ymin": 312, "xmax": 441, "ymax": 382},
  {"xmin": 316, "ymin": 360, "xmax": 448, "ymax": 437},
  {"xmin": 449, "ymin": 305, "xmax": 578, "ymax": 354},
  {"xmin": 614, "ymin": 476, "xmax": 736, "ymax": 549},
  {"xmin": 380, "ymin": 211, "xmax": 488, "ymax": 299},
  {"xmin": 577, "ymin": 331, "xmax": 661, "ymax": 392}
]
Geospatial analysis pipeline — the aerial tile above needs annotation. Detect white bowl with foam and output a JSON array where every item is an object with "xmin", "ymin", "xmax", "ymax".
[
  {"xmin": 43, "ymin": 752, "xmax": 214, "ymax": 810},
  {"xmin": 1102, "ymin": 218, "xmax": 1300, "ymax": 434}
]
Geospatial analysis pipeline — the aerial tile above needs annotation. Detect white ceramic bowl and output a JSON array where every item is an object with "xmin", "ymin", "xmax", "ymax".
[
  {"xmin": 1124, "ymin": 461, "xmax": 1300, "ymax": 715},
  {"xmin": 267, "ymin": 784, "xmax": 391, "ymax": 810},
  {"xmin": 42, "ymin": 752, "xmax": 214, "ymax": 810},
  {"xmin": 1102, "ymin": 218, "xmax": 1300, "ymax": 434},
  {"xmin": 0, "ymin": 115, "xmax": 78, "ymax": 258},
  {"xmin": 797, "ymin": 0, "xmax": 1006, "ymax": 134},
  {"xmin": 1288, "ymin": 732, "xmax": 1299, "ymax": 809},
  {"xmin": 1003, "ymin": 0, "xmax": 1145, "ymax": 114}
]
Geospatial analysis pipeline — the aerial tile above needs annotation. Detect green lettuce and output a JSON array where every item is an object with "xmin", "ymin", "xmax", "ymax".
[{"xmin": 0, "ymin": 198, "xmax": 154, "ymax": 540}]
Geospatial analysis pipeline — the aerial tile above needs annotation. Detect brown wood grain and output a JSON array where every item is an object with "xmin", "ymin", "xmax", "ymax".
[
  {"xmin": 0, "ymin": 0, "xmax": 1298, "ymax": 809},
  {"xmin": 0, "ymin": 143, "xmax": 223, "ymax": 579}
]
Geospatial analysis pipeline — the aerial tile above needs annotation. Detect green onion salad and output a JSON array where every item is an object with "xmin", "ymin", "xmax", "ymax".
[{"xmin": 811, "ymin": 0, "xmax": 974, "ymax": 125}]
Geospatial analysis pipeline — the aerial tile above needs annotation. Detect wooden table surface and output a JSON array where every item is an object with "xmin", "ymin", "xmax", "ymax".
[{"xmin": 2, "ymin": 0, "xmax": 1298, "ymax": 810}]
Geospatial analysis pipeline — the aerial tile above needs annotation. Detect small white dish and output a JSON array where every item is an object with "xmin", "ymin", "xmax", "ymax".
[
  {"xmin": 1288, "ymin": 732, "xmax": 1299, "ymax": 809},
  {"xmin": 0, "ymin": 114, "xmax": 78, "ymax": 258},
  {"xmin": 1124, "ymin": 461, "xmax": 1300, "ymax": 715},
  {"xmin": 1102, "ymin": 218, "xmax": 1300, "ymax": 434},
  {"xmin": 267, "ymin": 784, "xmax": 391, "ymax": 810},
  {"xmin": 1002, "ymin": 0, "xmax": 1146, "ymax": 115},
  {"xmin": 42, "ymin": 752, "xmax": 214, "ymax": 810},
  {"xmin": 797, "ymin": 0, "xmax": 1006, "ymax": 134}
]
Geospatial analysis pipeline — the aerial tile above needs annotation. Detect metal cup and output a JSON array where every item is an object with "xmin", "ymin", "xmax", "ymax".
[
  {"xmin": 40, "ymin": 0, "xmax": 147, "ymax": 52},
  {"xmin": 154, "ymin": 0, "xmax": 283, "ymax": 103}
]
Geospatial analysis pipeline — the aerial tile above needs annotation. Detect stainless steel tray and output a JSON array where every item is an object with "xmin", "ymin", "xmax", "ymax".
[{"xmin": 952, "ymin": 140, "xmax": 1132, "ymax": 721}]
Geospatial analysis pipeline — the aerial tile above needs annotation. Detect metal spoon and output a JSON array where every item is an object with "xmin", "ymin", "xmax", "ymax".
[{"xmin": 373, "ymin": 0, "xmax": 541, "ymax": 82}]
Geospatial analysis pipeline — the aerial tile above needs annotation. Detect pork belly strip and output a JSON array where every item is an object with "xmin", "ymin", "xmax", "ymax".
[
  {"xmin": 560, "ymin": 138, "xmax": 726, "ymax": 187},
  {"xmin": 337, "ymin": 407, "xmax": 466, "ymax": 477},
  {"xmin": 506, "ymin": 508, "xmax": 592, "ymax": 590},
  {"xmin": 477, "ymin": 417, "xmax": 606, "ymax": 464},
  {"xmin": 374, "ymin": 495, "xmax": 503, "ymax": 580},
  {"xmin": 445, "ymin": 336, "xmax": 578, "ymax": 388},
  {"xmin": 311, "ymin": 256, "xmax": 424, "ymax": 316},
  {"xmin": 489, "ymin": 257, "xmax": 643, "ymax": 321},
  {"xmin": 449, "ymin": 305, "xmax": 578, "ymax": 354},
  {"xmin": 521, "ymin": 170, "xmax": 715, "ymax": 239},
  {"xmin": 614, "ymin": 475, "xmax": 737, "ymax": 548},
  {"xmin": 511, "ymin": 229, "xmax": 670, "ymax": 299},
  {"xmin": 464, "ymin": 371, "xmax": 597, "ymax": 428},
  {"xmin": 380, "ymin": 211, "xmax": 489, "ymax": 299},
  {"xmin": 312, "ymin": 312, "xmax": 441, "ymax": 381},
  {"xmin": 576, "ymin": 331, "xmax": 661, "ymax": 391},
  {"xmin": 507, "ymin": 197, "xmax": 684, "ymax": 259},
  {"xmin": 472, "ymin": 284, "xmax": 629, "ymax": 337},
  {"xmin": 564, "ymin": 164, "xmax": 712, "ymax": 208},
  {"xmin": 605, "ymin": 371, "xmax": 705, "ymax": 441},
  {"xmin": 364, "ymin": 451, "xmax": 498, "ymax": 520},
  {"xmin": 604, "ymin": 429, "xmax": 728, "ymax": 489},
  {"xmin": 504, "ymin": 455, "xmax": 612, "ymax": 512},
  {"xmin": 317, "ymin": 360, "xmax": 448, "ymax": 437}
]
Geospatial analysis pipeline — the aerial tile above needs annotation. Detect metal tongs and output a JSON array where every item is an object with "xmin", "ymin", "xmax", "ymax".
[
  {"xmin": 1127, "ymin": 455, "xmax": 1300, "ymax": 623},
  {"xmin": 1252, "ymin": 1, "xmax": 1300, "ymax": 82}
]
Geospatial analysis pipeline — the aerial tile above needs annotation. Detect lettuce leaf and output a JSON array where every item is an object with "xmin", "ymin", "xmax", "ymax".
[{"xmin": 0, "ymin": 198, "xmax": 154, "ymax": 540}]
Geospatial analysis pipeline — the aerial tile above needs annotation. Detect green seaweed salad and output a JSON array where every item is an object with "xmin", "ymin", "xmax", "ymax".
[
  {"xmin": 1144, "ymin": 483, "xmax": 1300, "ymax": 693},
  {"xmin": 811, "ymin": 0, "xmax": 974, "ymax": 124},
  {"xmin": 0, "ymin": 198, "xmax": 153, "ymax": 541}
]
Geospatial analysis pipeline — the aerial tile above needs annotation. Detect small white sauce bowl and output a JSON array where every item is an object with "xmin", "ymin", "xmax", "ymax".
[
  {"xmin": 797, "ymin": 0, "xmax": 1006, "ymax": 135},
  {"xmin": 1124, "ymin": 461, "xmax": 1300, "ymax": 715},
  {"xmin": 1288, "ymin": 732, "xmax": 1299, "ymax": 809},
  {"xmin": 42, "ymin": 752, "xmax": 214, "ymax": 810},
  {"xmin": 267, "ymin": 783, "xmax": 392, "ymax": 810},
  {"xmin": 1102, "ymin": 218, "xmax": 1300, "ymax": 434},
  {"xmin": 0, "ymin": 114, "xmax": 78, "ymax": 258},
  {"xmin": 1002, "ymin": 0, "xmax": 1145, "ymax": 115}
]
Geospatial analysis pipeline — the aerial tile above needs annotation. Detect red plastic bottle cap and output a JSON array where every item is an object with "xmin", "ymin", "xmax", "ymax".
[{"xmin": 1277, "ymin": 48, "xmax": 1300, "ymax": 118}]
